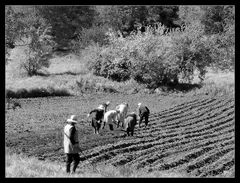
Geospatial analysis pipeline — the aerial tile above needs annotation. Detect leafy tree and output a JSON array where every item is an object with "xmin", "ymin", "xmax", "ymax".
[
  {"xmin": 5, "ymin": 6, "xmax": 54, "ymax": 76},
  {"xmin": 202, "ymin": 5, "xmax": 235, "ymax": 70},
  {"xmin": 178, "ymin": 6, "xmax": 204, "ymax": 25},
  {"xmin": 179, "ymin": 5, "xmax": 234, "ymax": 35},
  {"xmin": 5, "ymin": 6, "xmax": 18, "ymax": 50},
  {"xmin": 179, "ymin": 5, "xmax": 235, "ymax": 71},
  {"xmin": 37, "ymin": 6, "xmax": 96, "ymax": 48},
  {"xmin": 95, "ymin": 6, "xmax": 132, "ymax": 33},
  {"xmin": 95, "ymin": 5, "xmax": 181, "ymax": 37},
  {"xmin": 5, "ymin": 6, "xmax": 25, "ymax": 62},
  {"xmin": 201, "ymin": 5, "xmax": 226, "ymax": 34},
  {"xmin": 72, "ymin": 25, "xmax": 109, "ymax": 51}
]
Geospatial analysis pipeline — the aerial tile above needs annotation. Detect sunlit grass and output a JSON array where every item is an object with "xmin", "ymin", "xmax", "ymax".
[
  {"xmin": 5, "ymin": 150, "xmax": 189, "ymax": 177},
  {"xmin": 188, "ymin": 68, "xmax": 235, "ymax": 97},
  {"xmin": 45, "ymin": 54, "xmax": 88, "ymax": 75},
  {"xmin": 6, "ymin": 47, "xmax": 234, "ymax": 98}
]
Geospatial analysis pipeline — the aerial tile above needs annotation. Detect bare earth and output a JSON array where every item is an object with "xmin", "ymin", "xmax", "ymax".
[{"xmin": 5, "ymin": 93, "xmax": 234, "ymax": 177}]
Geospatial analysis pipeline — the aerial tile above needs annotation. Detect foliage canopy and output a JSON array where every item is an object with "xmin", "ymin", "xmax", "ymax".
[{"xmin": 6, "ymin": 5, "xmax": 234, "ymax": 81}]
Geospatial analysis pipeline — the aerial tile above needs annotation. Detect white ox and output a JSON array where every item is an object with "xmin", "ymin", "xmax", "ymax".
[
  {"xmin": 102, "ymin": 110, "xmax": 120, "ymax": 130},
  {"xmin": 115, "ymin": 103, "xmax": 129, "ymax": 128}
]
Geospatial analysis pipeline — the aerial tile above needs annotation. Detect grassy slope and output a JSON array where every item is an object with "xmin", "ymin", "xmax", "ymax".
[{"xmin": 6, "ymin": 149, "xmax": 189, "ymax": 177}]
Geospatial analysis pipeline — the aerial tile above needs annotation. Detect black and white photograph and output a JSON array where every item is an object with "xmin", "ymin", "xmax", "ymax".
[{"xmin": 5, "ymin": 5, "xmax": 235, "ymax": 177}]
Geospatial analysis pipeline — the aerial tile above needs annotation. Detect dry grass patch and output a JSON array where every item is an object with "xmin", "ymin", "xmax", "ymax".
[
  {"xmin": 189, "ymin": 68, "xmax": 234, "ymax": 97},
  {"xmin": 45, "ymin": 54, "xmax": 88, "ymax": 75},
  {"xmin": 5, "ymin": 151, "xmax": 188, "ymax": 178}
]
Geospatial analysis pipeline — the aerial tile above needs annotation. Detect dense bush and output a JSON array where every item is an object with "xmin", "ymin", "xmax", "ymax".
[
  {"xmin": 72, "ymin": 25, "xmax": 109, "ymax": 53},
  {"xmin": 88, "ymin": 23, "xmax": 219, "ymax": 88},
  {"xmin": 168, "ymin": 23, "xmax": 213, "ymax": 83},
  {"xmin": 207, "ymin": 26, "xmax": 235, "ymax": 71},
  {"xmin": 90, "ymin": 48, "xmax": 131, "ymax": 81},
  {"xmin": 179, "ymin": 5, "xmax": 235, "ymax": 71},
  {"xmin": 6, "ymin": 87, "xmax": 71, "ymax": 98},
  {"xmin": 86, "ymin": 31, "xmax": 132, "ymax": 82}
]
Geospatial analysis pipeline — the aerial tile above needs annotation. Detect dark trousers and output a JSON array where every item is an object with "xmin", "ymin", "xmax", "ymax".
[
  {"xmin": 66, "ymin": 153, "xmax": 80, "ymax": 173},
  {"xmin": 139, "ymin": 112, "xmax": 149, "ymax": 127}
]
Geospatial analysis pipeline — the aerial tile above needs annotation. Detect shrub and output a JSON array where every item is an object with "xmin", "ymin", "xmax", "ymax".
[
  {"xmin": 86, "ymin": 29, "xmax": 136, "ymax": 82},
  {"xmin": 82, "ymin": 43, "xmax": 103, "ymax": 74},
  {"xmin": 207, "ymin": 26, "xmax": 235, "ymax": 71},
  {"xmin": 5, "ymin": 89, "xmax": 15, "ymax": 98},
  {"xmin": 167, "ymin": 22, "xmax": 213, "ymax": 83},
  {"xmin": 21, "ymin": 45, "xmax": 52, "ymax": 77},
  {"xmin": 6, "ymin": 87, "xmax": 71, "ymax": 98},
  {"xmin": 88, "ymin": 23, "xmax": 216, "ymax": 88},
  {"xmin": 179, "ymin": 6, "xmax": 234, "ymax": 72},
  {"xmin": 75, "ymin": 75, "xmax": 118, "ymax": 93},
  {"xmin": 97, "ymin": 49, "xmax": 131, "ymax": 81},
  {"xmin": 72, "ymin": 25, "xmax": 109, "ymax": 53}
]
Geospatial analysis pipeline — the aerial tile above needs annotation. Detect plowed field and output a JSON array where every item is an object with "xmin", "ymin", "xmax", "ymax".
[{"xmin": 5, "ymin": 94, "xmax": 235, "ymax": 177}]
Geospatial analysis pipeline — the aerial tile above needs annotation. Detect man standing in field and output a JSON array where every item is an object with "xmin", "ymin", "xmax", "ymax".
[
  {"xmin": 64, "ymin": 115, "xmax": 81, "ymax": 174},
  {"xmin": 138, "ymin": 103, "xmax": 150, "ymax": 128}
]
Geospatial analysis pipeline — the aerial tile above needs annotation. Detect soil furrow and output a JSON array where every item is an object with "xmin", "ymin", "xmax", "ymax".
[
  {"xmin": 149, "ymin": 98, "xmax": 207, "ymax": 117},
  {"xmin": 183, "ymin": 118, "xmax": 234, "ymax": 139},
  {"xmin": 91, "ymin": 130, "xmax": 233, "ymax": 167},
  {"xmin": 200, "ymin": 159, "xmax": 235, "ymax": 177},
  {"xmin": 149, "ymin": 98, "xmax": 216, "ymax": 118},
  {"xmin": 149, "ymin": 99, "xmax": 233, "ymax": 127},
  {"xmin": 149, "ymin": 97, "xmax": 215, "ymax": 118},
  {"xmin": 133, "ymin": 136, "xmax": 234, "ymax": 169},
  {"xmin": 142, "ymin": 109, "xmax": 234, "ymax": 136},
  {"xmin": 148, "ymin": 98, "xmax": 221, "ymax": 123},
  {"xmin": 136, "ymin": 112, "xmax": 234, "ymax": 140},
  {"xmin": 147, "ymin": 142, "xmax": 234, "ymax": 172},
  {"xmin": 168, "ymin": 139, "xmax": 234, "ymax": 172},
  {"xmin": 197, "ymin": 150, "xmax": 234, "ymax": 177},
  {"xmin": 144, "ymin": 101, "xmax": 234, "ymax": 132},
  {"xmin": 185, "ymin": 146, "xmax": 234, "ymax": 174},
  {"xmin": 149, "ymin": 96, "xmax": 233, "ymax": 121},
  {"xmin": 149, "ymin": 106, "xmax": 234, "ymax": 132},
  {"xmin": 94, "ymin": 124, "xmax": 234, "ymax": 159},
  {"xmin": 74, "ymin": 124, "xmax": 234, "ymax": 167}
]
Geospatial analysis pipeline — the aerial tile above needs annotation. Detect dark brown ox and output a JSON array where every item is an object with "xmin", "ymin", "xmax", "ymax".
[
  {"xmin": 88, "ymin": 101, "xmax": 110, "ymax": 134},
  {"xmin": 123, "ymin": 113, "xmax": 137, "ymax": 136}
]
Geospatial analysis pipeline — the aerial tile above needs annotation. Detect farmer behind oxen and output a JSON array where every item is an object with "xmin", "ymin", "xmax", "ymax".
[
  {"xmin": 64, "ymin": 115, "xmax": 81, "ymax": 174},
  {"xmin": 137, "ymin": 103, "xmax": 150, "ymax": 128},
  {"xmin": 87, "ymin": 101, "xmax": 110, "ymax": 134}
]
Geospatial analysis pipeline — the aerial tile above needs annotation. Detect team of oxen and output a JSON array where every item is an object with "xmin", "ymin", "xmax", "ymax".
[{"xmin": 87, "ymin": 101, "xmax": 150, "ymax": 136}]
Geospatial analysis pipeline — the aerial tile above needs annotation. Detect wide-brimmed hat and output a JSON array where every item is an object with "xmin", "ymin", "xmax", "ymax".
[
  {"xmin": 106, "ymin": 101, "xmax": 110, "ymax": 105},
  {"xmin": 66, "ymin": 115, "xmax": 78, "ymax": 123},
  {"xmin": 138, "ymin": 103, "xmax": 142, "ymax": 106},
  {"xmin": 97, "ymin": 105, "xmax": 105, "ymax": 110}
]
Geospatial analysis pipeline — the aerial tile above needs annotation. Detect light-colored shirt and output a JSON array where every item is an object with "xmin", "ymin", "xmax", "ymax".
[{"xmin": 64, "ymin": 124, "xmax": 79, "ymax": 154}]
